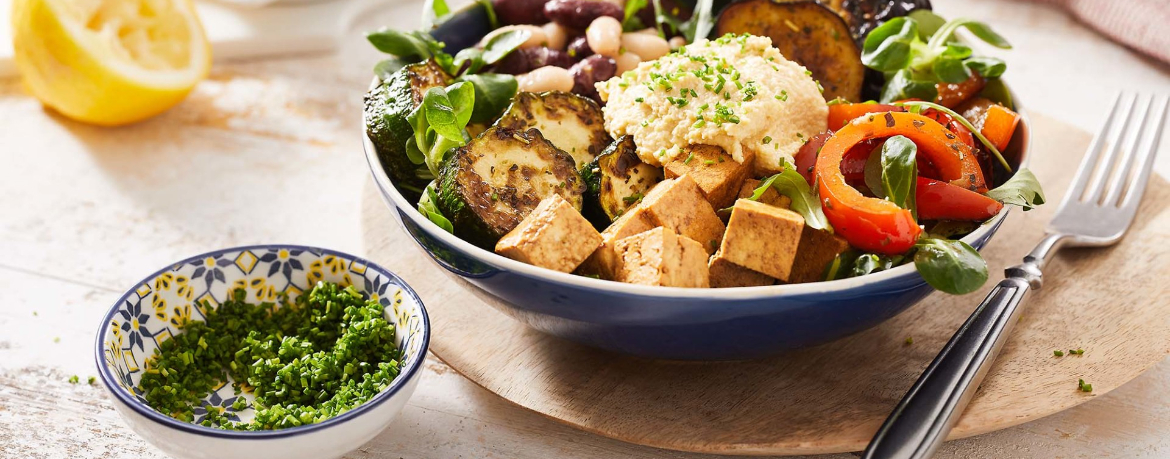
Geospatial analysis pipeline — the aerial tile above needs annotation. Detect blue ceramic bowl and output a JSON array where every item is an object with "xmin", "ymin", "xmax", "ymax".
[
  {"xmin": 94, "ymin": 245, "xmax": 430, "ymax": 459},
  {"xmin": 363, "ymin": 6, "xmax": 1027, "ymax": 360}
]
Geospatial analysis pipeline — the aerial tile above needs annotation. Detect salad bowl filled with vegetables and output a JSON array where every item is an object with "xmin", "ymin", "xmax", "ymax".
[{"xmin": 362, "ymin": 0, "xmax": 1044, "ymax": 360}]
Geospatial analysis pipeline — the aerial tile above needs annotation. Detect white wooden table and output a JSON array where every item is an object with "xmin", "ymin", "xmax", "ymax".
[{"xmin": 1, "ymin": 0, "xmax": 1167, "ymax": 457}]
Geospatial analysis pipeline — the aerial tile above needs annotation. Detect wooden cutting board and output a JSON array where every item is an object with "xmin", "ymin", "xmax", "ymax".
[{"xmin": 359, "ymin": 114, "xmax": 1170, "ymax": 456}]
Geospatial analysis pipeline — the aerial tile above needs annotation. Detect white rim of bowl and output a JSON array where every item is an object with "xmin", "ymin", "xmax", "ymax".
[
  {"xmin": 93, "ymin": 244, "xmax": 431, "ymax": 439},
  {"xmin": 363, "ymin": 76, "xmax": 1029, "ymax": 300}
]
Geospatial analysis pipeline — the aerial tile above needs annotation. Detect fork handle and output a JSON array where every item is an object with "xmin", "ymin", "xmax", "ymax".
[{"xmin": 861, "ymin": 274, "xmax": 1036, "ymax": 459}]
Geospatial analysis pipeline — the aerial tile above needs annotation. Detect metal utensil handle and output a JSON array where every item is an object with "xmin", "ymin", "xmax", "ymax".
[{"xmin": 861, "ymin": 276, "xmax": 1033, "ymax": 459}]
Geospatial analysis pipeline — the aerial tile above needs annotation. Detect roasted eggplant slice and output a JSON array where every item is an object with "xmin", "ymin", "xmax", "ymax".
[
  {"xmin": 581, "ymin": 136, "xmax": 664, "ymax": 227},
  {"xmin": 436, "ymin": 127, "xmax": 586, "ymax": 248},
  {"xmin": 715, "ymin": 0, "xmax": 864, "ymax": 102},
  {"xmin": 839, "ymin": 0, "xmax": 933, "ymax": 46},
  {"xmin": 494, "ymin": 91, "xmax": 613, "ymax": 168},
  {"xmin": 364, "ymin": 60, "xmax": 451, "ymax": 198}
]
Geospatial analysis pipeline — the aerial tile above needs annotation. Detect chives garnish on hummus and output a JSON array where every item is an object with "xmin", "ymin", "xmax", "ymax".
[{"xmin": 596, "ymin": 34, "xmax": 828, "ymax": 175}]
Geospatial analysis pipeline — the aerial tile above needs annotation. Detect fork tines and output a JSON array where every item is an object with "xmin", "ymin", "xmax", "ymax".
[{"xmin": 1065, "ymin": 92, "xmax": 1168, "ymax": 209}]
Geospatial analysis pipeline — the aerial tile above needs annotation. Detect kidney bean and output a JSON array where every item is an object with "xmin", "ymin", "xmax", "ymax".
[
  {"xmin": 523, "ymin": 47, "xmax": 574, "ymax": 69},
  {"xmin": 492, "ymin": 49, "xmax": 530, "ymax": 74},
  {"xmin": 614, "ymin": 51, "xmax": 641, "ymax": 74},
  {"xmin": 566, "ymin": 36, "xmax": 592, "ymax": 59},
  {"xmin": 518, "ymin": 66, "xmax": 576, "ymax": 93},
  {"xmin": 585, "ymin": 16, "xmax": 622, "ymax": 57},
  {"xmin": 493, "ymin": 0, "xmax": 552, "ymax": 25},
  {"xmin": 569, "ymin": 54, "xmax": 617, "ymax": 101},
  {"xmin": 544, "ymin": 0, "xmax": 622, "ymax": 30},
  {"xmin": 620, "ymin": 32, "xmax": 669, "ymax": 60}
]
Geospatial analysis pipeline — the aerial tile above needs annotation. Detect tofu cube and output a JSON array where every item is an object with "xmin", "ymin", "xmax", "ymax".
[
  {"xmin": 640, "ymin": 175, "xmax": 726, "ymax": 254},
  {"xmin": 613, "ymin": 227, "xmax": 710, "ymax": 288},
  {"xmin": 578, "ymin": 207, "xmax": 656, "ymax": 279},
  {"xmin": 738, "ymin": 178, "xmax": 792, "ymax": 209},
  {"xmin": 496, "ymin": 194, "xmax": 602, "ymax": 273},
  {"xmin": 665, "ymin": 145, "xmax": 754, "ymax": 209},
  {"xmin": 719, "ymin": 199, "xmax": 804, "ymax": 281},
  {"xmin": 787, "ymin": 228, "xmax": 851, "ymax": 284},
  {"xmin": 708, "ymin": 252, "xmax": 775, "ymax": 288}
]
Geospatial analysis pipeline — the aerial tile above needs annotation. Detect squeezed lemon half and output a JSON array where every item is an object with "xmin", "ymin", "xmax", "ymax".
[{"xmin": 11, "ymin": 0, "xmax": 211, "ymax": 126}]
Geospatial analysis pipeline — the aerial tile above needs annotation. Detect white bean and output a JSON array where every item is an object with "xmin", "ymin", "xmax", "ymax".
[
  {"xmin": 480, "ymin": 25, "xmax": 548, "ymax": 49},
  {"xmin": 621, "ymin": 32, "xmax": 670, "ymax": 60},
  {"xmin": 586, "ymin": 16, "xmax": 622, "ymax": 57},
  {"xmin": 542, "ymin": 22, "xmax": 570, "ymax": 50},
  {"xmin": 517, "ymin": 66, "xmax": 576, "ymax": 93},
  {"xmin": 634, "ymin": 27, "xmax": 659, "ymax": 35},
  {"xmin": 614, "ymin": 51, "xmax": 642, "ymax": 75},
  {"xmin": 669, "ymin": 36, "xmax": 687, "ymax": 50}
]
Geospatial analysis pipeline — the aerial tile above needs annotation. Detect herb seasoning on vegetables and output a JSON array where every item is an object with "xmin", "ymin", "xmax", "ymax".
[{"xmin": 138, "ymin": 281, "xmax": 403, "ymax": 430}]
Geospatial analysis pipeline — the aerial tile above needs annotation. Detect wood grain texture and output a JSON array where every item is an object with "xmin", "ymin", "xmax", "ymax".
[{"xmin": 360, "ymin": 114, "xmax": 1170, "ymax": 455}]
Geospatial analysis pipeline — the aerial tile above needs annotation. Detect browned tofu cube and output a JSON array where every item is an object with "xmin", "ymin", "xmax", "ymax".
[
  {"xmin": 613, "ymin": 227, "xmax": 710, "ymax": 288},
  {"xmin": 496, "ymin": 195, "xmax": 602, "ymax": 273},
  {"xmin": 738, "ymin": 178, "xmax": 792, "ymax": 209},
  {"xmin": 708, "ymin": 252, "xmax": 775, "ymax": 288},
  {"xmin": 787, "ymin": 228, "xmax": 851, "ymax": 284},
  {"xmin": 578, "ymin": 207, "xmax": 656, "ymax": 279},
  {"xmin": 719, "ymin": 199, "xmax": 804, "ymax": 281},
  {"xmin": 640, "ymin": 175, "xmax": 726, "ymax": 254},
  {"xmin": 664, "ymin": 145, "xmax": 754, "ymax": 209}
]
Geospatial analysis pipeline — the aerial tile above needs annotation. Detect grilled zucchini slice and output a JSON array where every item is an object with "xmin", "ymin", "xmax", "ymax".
[
  {"xmin": 364, "ymin": 60, "xmax": 451, "ymax": 198},
  {"xmin": 494, "ymin": 91, "xmax": 612, "ymax": 168},
  {"xmin": 581, "ymin": 136, "xmax": 664, "ymax": 227},
  {"xmin": 437, "ymin": 127, "xmax": 586, "ymax": 248}
]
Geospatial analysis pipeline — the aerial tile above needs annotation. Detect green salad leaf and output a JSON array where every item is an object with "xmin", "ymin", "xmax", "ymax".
[
  {"xmin": 374, "ymin": 57, "xmax": 412, "ymax": 80},
  {"xmin": 752, "ymin": 161, "xmax": 833, "ymax": 232},
  {"xmin": 908, "ymin": 9, "xmax": 945, "ymax": 38},
  {"xmin": 824, "ymin": 250, "xmax": 905, "ymax": 281},
  {"xmin": 623, "ymin": 0, "xmax": 648, "ymax": 31},
  {"xmin": 913, "ymin": 238, "xmax": 988, "ymax": 294},
  {"xmin": 418, "ymin": 182, "xmax": 455, "ymax": 233},
  {"xmin": 482, "ymin": 30, "xmax": 531, "ymax": 64},
  {"xmin": 366, "ymin": 29, "xmax": 443, "ymax": 61},
  {"xmin": 881, "ymin": 135, "xmax": 918, "ymax": 217},
  {"xmin": 421, "ymin": 0, "xmax": 451, "ymax": 30},
  {"xmin": 650, "ymin": 0, "xmax": 714, "ymax": 42},
  {"xmin": 444, "ymin": 30, "xmax": 528, "ymax": 77},
  {"xmin": 861, "ymin": 17, "xmax": 919, "ymax": 72},
  {"xmin": 407, "ymin": 82, "xmax": 476, "ymax": 176},
  {"xmin": 861, "ymin": 13, "xmax": 1012, "ymax": 103},
  {"xmin": 457, "ymin": 73, "xmax": 519, "ymax": 123},
  {"xmin": 987, "ymin": 168, "xmax": 1046, "ymax": 210}
]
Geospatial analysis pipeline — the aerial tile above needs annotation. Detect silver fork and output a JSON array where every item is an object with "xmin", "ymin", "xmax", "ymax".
[{"xmin": 862, "ymin": 92, "xmax": 1169, "ymax": 459}]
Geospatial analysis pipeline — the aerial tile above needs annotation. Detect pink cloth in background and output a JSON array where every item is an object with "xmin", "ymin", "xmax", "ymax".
[{"xmin": 1028, "ymin": 0, "xmax": 1170, "ymax": 64}]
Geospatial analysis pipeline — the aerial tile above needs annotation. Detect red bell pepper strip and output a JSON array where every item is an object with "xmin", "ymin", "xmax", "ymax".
[
  {"xmin": 827, "ymin": 103, "xmax": 904, "ymax": 131},
  {"xmin": 916, "ymin": 177, "xmax": 1004, "ymax": 221},
  {"xmin": 794, "ymin": 132, "xmax": 831, "ymax": 185},
  {"xmin": 816, "ymin": 112, "xmax": 990, "ymax": 254}
]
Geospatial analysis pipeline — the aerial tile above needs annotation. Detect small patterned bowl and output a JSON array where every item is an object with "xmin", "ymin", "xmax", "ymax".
[{"xmin": 93, "ymin": 245, "xmax": 429, "ymax": 459}]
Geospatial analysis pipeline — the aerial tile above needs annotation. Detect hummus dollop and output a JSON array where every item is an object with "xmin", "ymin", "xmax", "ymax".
[{"xmin": 597, "ymin": 34, "xmax": 828, "ymax": 175}]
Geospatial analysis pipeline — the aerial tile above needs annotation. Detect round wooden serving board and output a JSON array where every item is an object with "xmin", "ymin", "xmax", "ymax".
[{"xmin": 360, "ymin": 114, "xmax": 1170, "ymax": 456}]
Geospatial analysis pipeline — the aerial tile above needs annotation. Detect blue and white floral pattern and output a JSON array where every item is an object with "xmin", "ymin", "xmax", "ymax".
[{"xmin": 98, "ymin": 245, "xmax": 427, "ymax": 424}]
